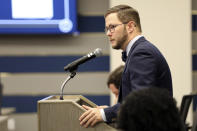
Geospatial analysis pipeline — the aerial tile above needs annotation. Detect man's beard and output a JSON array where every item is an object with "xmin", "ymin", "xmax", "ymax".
[{"xmin": 113, "ymin": 29, "xmax": 128, "ymax": 50}]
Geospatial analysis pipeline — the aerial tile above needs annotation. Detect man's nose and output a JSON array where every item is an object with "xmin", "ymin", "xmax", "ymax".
[{"xmin": 106, "ymin": 30, "xmax": 112, "ymax": 36}]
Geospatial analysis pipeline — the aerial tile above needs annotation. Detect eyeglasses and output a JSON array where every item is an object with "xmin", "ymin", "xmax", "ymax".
[{"xmin": 105, "ymin": 23, "xmax": 127, "ymax": 34}]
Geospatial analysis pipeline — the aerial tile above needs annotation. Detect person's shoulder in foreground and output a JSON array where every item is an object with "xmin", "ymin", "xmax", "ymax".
[{"xmin": 117, "ymin": 87, "xmax": 185, "ymax": 131}]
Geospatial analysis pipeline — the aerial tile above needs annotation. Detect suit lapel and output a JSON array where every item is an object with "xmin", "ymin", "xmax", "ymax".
[
  {"xmin": 123, "ymin": 37, "xmax": 146, "ymax": 73},
  {"xmin": 118, "ymin": 37, "xmax": 146, "ymax": 103}
]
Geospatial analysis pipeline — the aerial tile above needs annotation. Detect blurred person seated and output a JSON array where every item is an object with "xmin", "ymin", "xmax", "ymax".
[
  {"xmin": 107, "ymin": 65, "xmax": 124, "ymax": 104},
  {"xmin": 117, "ymin": 87, "xmax": 185, "ymax": 131},
  {"xmin": 97, "ymin": 65, "xmax": 124, "ymax": 110}
]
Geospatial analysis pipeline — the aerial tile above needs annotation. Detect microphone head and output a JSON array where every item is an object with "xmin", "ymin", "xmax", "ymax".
[{"xmin": 94, "ymin": 48, "xmax": 102, "ymax": 57}]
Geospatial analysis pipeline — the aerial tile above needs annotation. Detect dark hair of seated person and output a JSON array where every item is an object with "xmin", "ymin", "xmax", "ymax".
[
  {"xmin": 117, "ymin": 87, "xmax": 185, "ymax": 131},
  {"xmin": 107, "ymin": 65, "xmax": 124, "ymax": 89}
]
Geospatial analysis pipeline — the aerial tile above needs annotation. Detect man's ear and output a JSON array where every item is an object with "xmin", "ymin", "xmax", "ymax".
[{"xmin": 127, "ymin": 21, "xmax": 136, "ymax": 33}]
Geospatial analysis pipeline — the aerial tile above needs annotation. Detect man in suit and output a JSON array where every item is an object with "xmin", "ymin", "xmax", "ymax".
[{"xmin": 79, "ymin": 4, "xmax": 173, "ymax": 127}]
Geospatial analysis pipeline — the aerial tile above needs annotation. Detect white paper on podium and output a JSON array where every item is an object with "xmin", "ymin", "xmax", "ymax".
[{"xmin": 11, "ymin": 0, "xmax": 54, "ymax": 19}]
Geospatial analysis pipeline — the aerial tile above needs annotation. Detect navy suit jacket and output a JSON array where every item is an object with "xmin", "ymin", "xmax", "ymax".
[{"xmin": 104, "ymin": 37, "xmax": 173, "ymax": 123}]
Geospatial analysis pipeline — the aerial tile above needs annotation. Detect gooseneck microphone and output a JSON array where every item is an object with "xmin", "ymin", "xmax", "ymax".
[
  {"xmin": 60, "ymin": 48, "xmax": 102, "ymax": 100},
  {"xmin": 64, "ymin": 48, "xmax": 102, "ymax": 72}
]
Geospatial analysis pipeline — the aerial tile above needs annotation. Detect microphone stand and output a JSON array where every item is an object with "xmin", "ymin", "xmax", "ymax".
[{"xmin": 60, "ymin": 71, "xmax": 76, "ymax": 100}]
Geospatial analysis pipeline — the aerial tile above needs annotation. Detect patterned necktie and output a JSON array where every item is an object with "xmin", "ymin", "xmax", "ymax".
[{"xmin": 121, "ymin": 51, "xmax": 127, "ymax": 62}]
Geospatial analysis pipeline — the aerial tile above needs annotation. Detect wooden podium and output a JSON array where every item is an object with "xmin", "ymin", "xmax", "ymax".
[
  {"xmin": 38, "ymin": 95, "xmax": 117, "ymax": 131},
  {"xmin": 0, "ymin": 116, "xmax": 8, "ymax": 131}
]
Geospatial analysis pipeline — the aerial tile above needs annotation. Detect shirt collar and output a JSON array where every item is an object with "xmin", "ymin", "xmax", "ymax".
[{"xmin": 126, "ymin": 35, "xmax": 143, "ymax": 56}]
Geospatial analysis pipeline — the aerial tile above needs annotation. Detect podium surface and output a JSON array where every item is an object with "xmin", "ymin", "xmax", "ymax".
[
  {"xmin": 0, "ymin": 116, "xmax": 8, "ymax": 131},
  {"xmin": 38, "ymin": 95, "xmax": 117, "ymax": 131}
]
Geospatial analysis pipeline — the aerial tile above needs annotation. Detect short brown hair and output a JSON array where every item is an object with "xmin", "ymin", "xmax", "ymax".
[{"xmin": 104, "ymin": 5, "xmax": 142, "ymax": 32}]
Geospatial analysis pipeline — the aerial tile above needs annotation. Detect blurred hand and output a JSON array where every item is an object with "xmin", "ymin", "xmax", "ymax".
[
  {"xmin": 79, "ymin": 105, "xmax": 103, "ymax": 128},
  {"xmin": 97, "ymin": 105, "xmax": 109, "ymax": 109}
]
